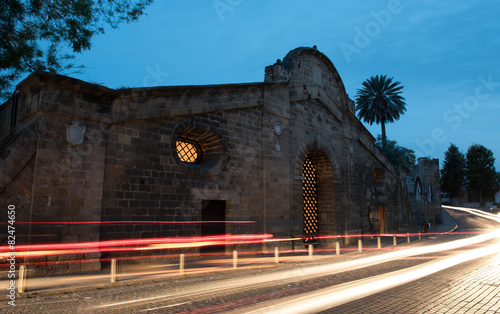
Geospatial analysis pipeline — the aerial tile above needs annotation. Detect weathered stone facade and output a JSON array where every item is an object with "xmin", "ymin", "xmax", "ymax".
[
  {"xmin": 407, "ymin": 157, "xmax": 442, "ymax": 227},
  {"xmin": 1, "ymin": 47, "xmax": 440, "ymax": 273}
]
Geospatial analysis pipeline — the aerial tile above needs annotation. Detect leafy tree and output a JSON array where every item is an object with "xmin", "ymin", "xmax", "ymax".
[
  {"xmin": 355, "ymin": 75, "xmax": 406, "ymax": 147},
  {"xmin": 465, "ymin": 143, "xmax": 497, "ymax": 202},
  {"xmin": 0, "ymin": 0, "xmax": 153, "ymax": 100},
  {"xmin": 440, "ymin": 144, "xmax": 466, "ymax": 198},
  {"xmin": 495, "ymin": 172, "xmax": 500, "ymax": 196},
  {"xmin": 374, "ymin": 135, "xmax": 415, "ymax": 172}
]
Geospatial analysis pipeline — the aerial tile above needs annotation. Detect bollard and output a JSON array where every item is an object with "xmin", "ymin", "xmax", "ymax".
[
  {"xmin": 358, "ymin": 239, "xmax": 363, "ymax": 252},
  {"xmin": 180, "ymin": 254, "xmax": 185, "ymax": 274},
  {"xmin": 393, "ymin": 235, "xmax": 397, "ymax": 246},
  {"xmin": 418, "ymin": 231, "xmax": 421, "ymax": 240},
  {"xmin": 377, "ymin": 237, "xmax": 381, "ymax": 249},
  {"xmin": 275, "ymin": 247, "xmax": 280, "ymax": 264},
  {"xmin": 233, "ymin": 250, "xmax": 238, "ymax": 269},
  {"xmin": 110, "ymin": 259, "xmax": 117, "ymax": 283},
  {"xmin": 335, "ymin": 241, "xmax": 340, "ymax": 256},
  {"xmin": 308, "ymin": 244, "xmax": 313, "ymax": 258},
  {"xmin": 18, "ymin": 265, "xmax": 27, "ymax": 293},
  {"xmin": 407, "ymin": 233, "xmax": 411, "ymax": 243}
]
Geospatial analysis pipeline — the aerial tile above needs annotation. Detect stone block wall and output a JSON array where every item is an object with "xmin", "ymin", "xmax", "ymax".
[
  {"xmin": 0, "ymin": 121, "xmax": 37, "ymax": 245},
  {"xmin": 407, "ymin": 157, "xmax": 442, "ymax": 227},
  {"xmin": 0, "ymin": 47, "xmax": 438, "ymax": 275}
]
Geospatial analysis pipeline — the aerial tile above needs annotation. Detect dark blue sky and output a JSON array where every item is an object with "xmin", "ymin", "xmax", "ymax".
[{"xmin": 73, "ymin": 0, "xmax": 500, "ymax": 169}]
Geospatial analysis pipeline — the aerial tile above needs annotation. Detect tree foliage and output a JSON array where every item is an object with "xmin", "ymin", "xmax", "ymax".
[
  {"xmin": 465, "ymin": 143, "xmax": 497, "ymax": 201},
  {"xmin": 355, "ymin": 75, "xmax": 406, "ymax": 146},
  {"xmin": 0, "ymin": 0, "xmax": 153, "ymax": 100},
  {"xmin": 374, "ymin": 135, "xmax": 415, "ymax": 173},
  {"xmin": 440, "ymin": 143, "xmax": 465, "ymax": 197}
]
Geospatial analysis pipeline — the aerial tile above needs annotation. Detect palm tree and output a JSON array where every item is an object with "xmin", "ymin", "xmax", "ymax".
[{"xmin": 355, "ymin": 75, "xmax": 406, "ymax": 147}]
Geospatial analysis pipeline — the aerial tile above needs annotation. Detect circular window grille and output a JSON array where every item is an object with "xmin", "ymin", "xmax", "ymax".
[
  {"xmin": 176, "ymin": 139, "xmax": 201, "ymax": 164},
  {"xmin": 171, "ymin": 121, "xmax": 227, "ymax": 176}
]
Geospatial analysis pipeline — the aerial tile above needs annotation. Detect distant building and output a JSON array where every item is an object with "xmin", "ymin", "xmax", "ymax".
[
  {"xmin": 448, "ymin": 188, "xmax": 500, "ymax": 208},
  {"xmin": 406, "ymin": 158, "xmax": 442, "ymax": 225}
]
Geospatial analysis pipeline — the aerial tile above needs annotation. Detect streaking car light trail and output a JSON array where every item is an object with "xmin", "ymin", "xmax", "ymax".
[
  {"xmin": 241, "ymin": 241, "xmax": 500, "ymax": 314},
  {"xmin": 443, "ymin": 205, "xmax": 500, "ymax": 223},
  {"xmin": 2, "ymin": 220, "xmax": 256, "ymax": 225},
  {"xmin": 94, "ymin": 229, "xmax": 500, "ymax": 311},
  {"xmin": 0, "ymin": 234, "xmax": 273, "ymax": 259},
  {"xmin": 93, "ymin": 206, "xmax": 500, "ymax": 312},
  {"xmin": 235, "ymin": 206, "xmax": 500, "ymax": 313}
]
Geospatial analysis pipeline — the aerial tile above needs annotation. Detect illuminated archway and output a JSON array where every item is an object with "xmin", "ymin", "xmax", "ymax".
[{"xmin": 293, "ymin": 135, "xmax": 340, "ymax": 248}]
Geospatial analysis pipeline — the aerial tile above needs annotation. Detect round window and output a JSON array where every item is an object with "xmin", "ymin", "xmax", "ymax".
[
  {"xmin": 176, "ymin": 139, "xmax": 202, "ymax": 164},
  {"xmin": 171, "ymin": 121, "xmax": 227, "ymax": 176}
]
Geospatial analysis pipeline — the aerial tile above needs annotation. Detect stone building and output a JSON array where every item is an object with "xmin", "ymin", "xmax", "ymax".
[
  {"xmin": 407, "ymin": 157, "xmax": 442, "ymax": 226},
  {"xmin": 0, "ymin": 46, "xmax": 440, "ymax": 272}
]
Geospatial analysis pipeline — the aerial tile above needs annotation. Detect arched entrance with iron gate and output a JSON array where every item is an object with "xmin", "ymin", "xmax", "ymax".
[{"xmin": 293, "ymin": 135, "xmax": 340, "ymax": 248}]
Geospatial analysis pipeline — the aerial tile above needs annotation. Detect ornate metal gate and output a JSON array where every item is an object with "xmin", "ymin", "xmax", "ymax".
[{"xmin": 303, "ymin": 156, "xmax": 318, "ymax": 245}]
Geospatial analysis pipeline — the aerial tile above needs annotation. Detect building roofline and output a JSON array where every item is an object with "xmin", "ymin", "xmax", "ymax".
[{"xmin": 14, "ymin": 71, "xmax": 287, "ymax": 99}]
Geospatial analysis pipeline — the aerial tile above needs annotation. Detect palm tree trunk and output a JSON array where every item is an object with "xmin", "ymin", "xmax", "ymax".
[{"xmin": 381, "ymin": 122, "xmax": 387, "ymax": 148}]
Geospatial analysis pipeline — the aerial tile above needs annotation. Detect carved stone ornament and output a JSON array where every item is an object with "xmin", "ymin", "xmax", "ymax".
[
  {"xmin": 66, "ymin": 121, "xmax": 86, "ymax": 145},
  {"xmin": 273, "ymin": 121, "xmax": 282, "ymax": 136},
  {"xmin": 275, "ymin": 141, "xmax": 281, "ymax": 152}
]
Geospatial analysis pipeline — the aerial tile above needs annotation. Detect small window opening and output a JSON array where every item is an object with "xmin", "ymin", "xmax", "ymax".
[{"xmin": 176, "ymin": 139, "xmax": 201, "ymax": 164}]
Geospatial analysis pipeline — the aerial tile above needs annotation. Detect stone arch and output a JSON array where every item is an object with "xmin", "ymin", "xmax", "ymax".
[
  {"xmin": 281, "ymin": 47, "xmax": 347, "ymax": 99},
  {"xmin": 292, "ymin": 134, "xmax": 340, "ymax": 247},
  {"xmin": 293, "ymin": 134, "xmax": 340, "ymax": 180}
]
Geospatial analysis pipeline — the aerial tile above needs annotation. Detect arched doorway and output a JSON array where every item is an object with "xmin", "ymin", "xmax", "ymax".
[
  {"xmin": 372, "ymin": 168, "xmax": 387, "ymax": 234},
  {"xmin": 300, "ymin": 149, "xmax": 336, "ymax": 247},
  {"xmin": 293, "ymin": 135, "xmax": 340, "ymax": 249}
]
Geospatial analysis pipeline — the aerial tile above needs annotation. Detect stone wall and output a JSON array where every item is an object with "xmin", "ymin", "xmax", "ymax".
[
  {"xmin": 407, "ymin": 157, "xmax": 442, "ymax": 227},
  {"xmin": 0, "ymin": 46, "xmax": 439, "ymax": 275}
]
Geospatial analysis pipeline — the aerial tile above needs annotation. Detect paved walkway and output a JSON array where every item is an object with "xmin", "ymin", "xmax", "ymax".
[
  {"xmin": 329, "ymin": 248, "xmax": 500, "ymax": 313},
  {"xmin": 1, "ymin": 209, "xmax": 458, "ymax": 298}
]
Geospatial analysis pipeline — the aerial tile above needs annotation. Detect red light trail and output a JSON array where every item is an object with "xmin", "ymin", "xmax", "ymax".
[
  {"xmin": 0, "ymin": 220, "xmax": 256, "ymax": 225},
  {"xmin": 0, "ymin": 234, "xmax": 274, "ymax": 259}
]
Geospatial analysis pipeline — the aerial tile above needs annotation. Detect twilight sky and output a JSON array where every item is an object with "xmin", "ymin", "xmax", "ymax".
[{"xmin": 70, "ymin": 0, "xmax": 500, "ymax": 170}]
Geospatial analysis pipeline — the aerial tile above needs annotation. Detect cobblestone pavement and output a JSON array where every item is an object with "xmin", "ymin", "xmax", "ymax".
[{"xmin": 327, "ymin": 251, "xmax": 500, "ymax": 313}]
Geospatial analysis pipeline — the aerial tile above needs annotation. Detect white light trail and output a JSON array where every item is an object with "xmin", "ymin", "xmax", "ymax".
[
  {"xmin": 443, "ymin": 205, "xmax": 500, "ymax": 223},
  {"xmin": 235, "ymin": 206, "xmax": 500, "ymax": 313},
  {"xmin": 243, "ymin": 242, "xmax": 500, "ymax": 314},
  {"xmin": 138, "ymin": 301, "xmax": 191, "ymax": 312},
  {"xmin": 95, "ymin": 206, "xmax": 500, "ymax": 312},
  {"xmin": 94, "ymin": 230, "xmax": 500, "ymax": 310}
]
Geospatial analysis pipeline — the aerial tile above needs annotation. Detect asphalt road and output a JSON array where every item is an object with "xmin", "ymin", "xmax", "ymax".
[{"xmin": 3, "ymin": 207, "xmax": 500, "ymax": 313}]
